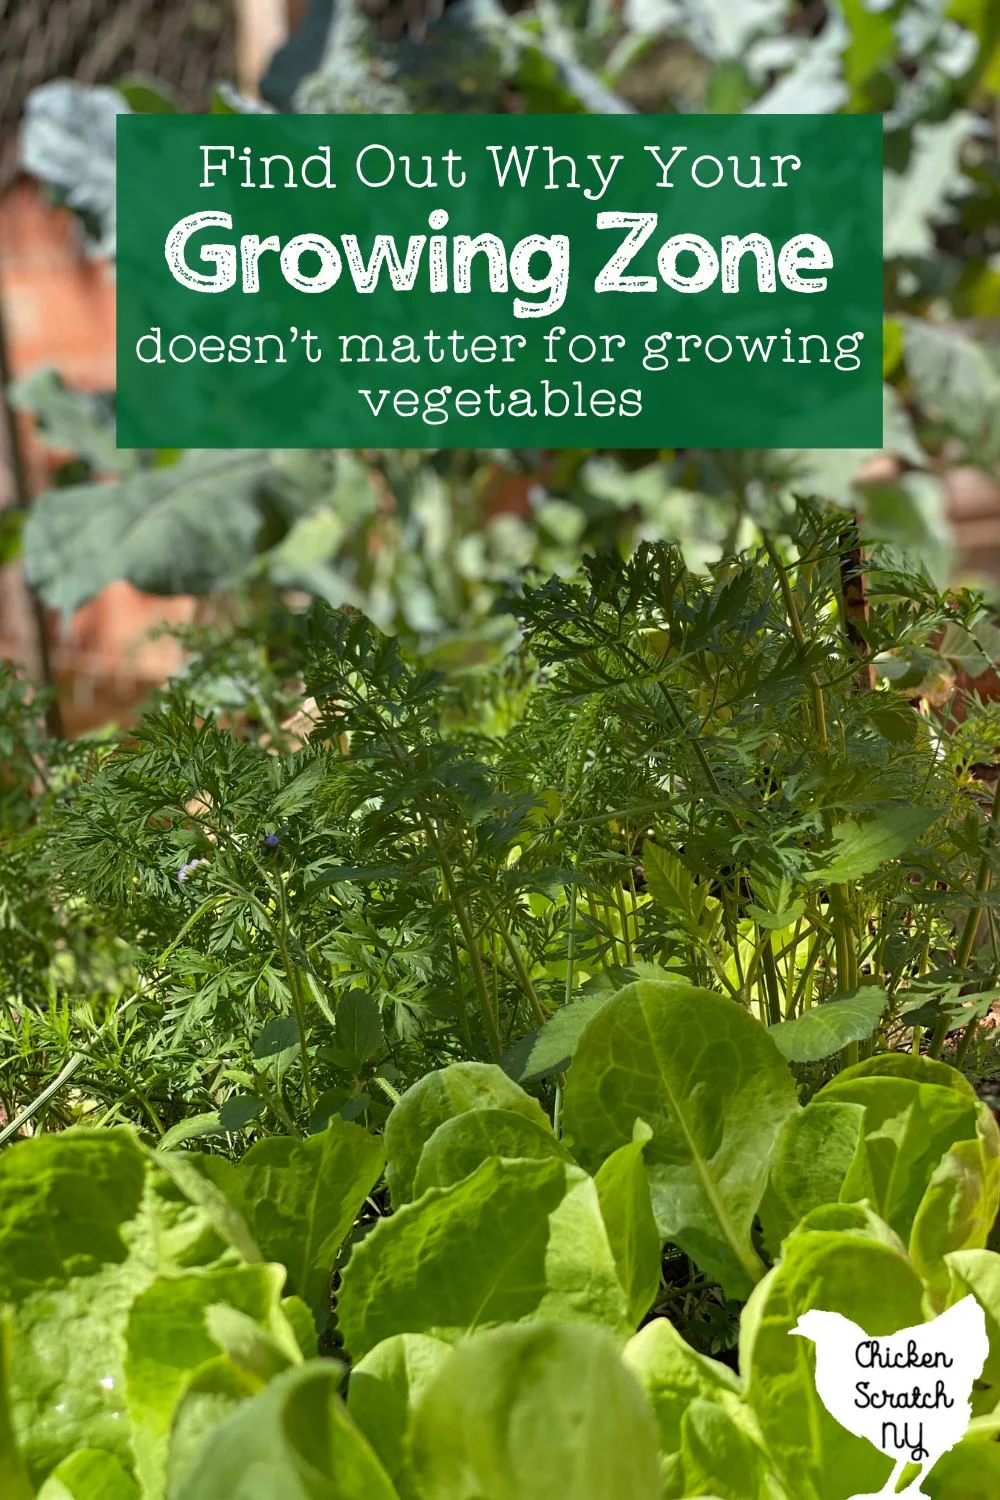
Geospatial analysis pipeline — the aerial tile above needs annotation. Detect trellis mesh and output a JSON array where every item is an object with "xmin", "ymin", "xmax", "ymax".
[{"xmin": 0, "ymin": 0, "xmax": 237, "ymax": 189}]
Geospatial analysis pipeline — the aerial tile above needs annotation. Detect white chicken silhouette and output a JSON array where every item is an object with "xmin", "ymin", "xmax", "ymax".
[{"xmin": 791, "ymin": 1295, "xmax": 988, "ymax": 1499}]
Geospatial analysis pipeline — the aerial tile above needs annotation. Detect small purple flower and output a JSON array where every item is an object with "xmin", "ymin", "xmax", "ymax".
[
  {"xmin": 177, "ymin": 858, "xmax": 209, "ymax": 884},
  {"xmin": 263, "ymin": 833, "xmax": 280, "ymax": 849}
]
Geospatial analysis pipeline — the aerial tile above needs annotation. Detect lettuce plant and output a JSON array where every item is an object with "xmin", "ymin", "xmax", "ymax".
[{"xmin": 3, "ymin": 981, "xmax": 1000, "ymax": 1499}]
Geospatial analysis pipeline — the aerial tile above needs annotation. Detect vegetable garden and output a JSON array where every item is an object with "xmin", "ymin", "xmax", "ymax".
[{"xmin": 4, "ymin": 1, "xmax": 1000, "ymax": 1497}]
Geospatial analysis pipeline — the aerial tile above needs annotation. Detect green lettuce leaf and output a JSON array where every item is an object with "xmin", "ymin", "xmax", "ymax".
[
  {"xmin": 347, "ymin": 1334, "xmax": 453, "ymax": 1497},
  {"xmin": 945, "ymin": 1248, "xmax": 1000, "ymax": 1396},
  {"xmin": 124, "ymin": 1264, "xmax": 298, "ymax": 1500},
  {"xmin": 623, "ymin": 1317, "xmax": 746, "ymax": 1456},
  {"xmin": 171, "ymin": 1362, "xmax": 397, "ymax": 1500},
  {"xmin": 35, "ymin": 1450, "xmax": 139, "ymax": 1500},
  {"xmin": 680, "ymin": 1398, "xmax": 786, "ymax": 1500},
  {"xmin": 925, "ymin": 1436, "xmax": 1000, "ymax": 1499},
  {"xmin": 0, "ymin": 1316, "xmax": 32, "ymax": 1500},
  {"xmin": 238, "ymin": 1118, "xmax": 385, "ymax": 1326},
  {"xmin": 742, "ymin": 1229, "xmax": 926, "ymax": 1500},
  {"xmin": 592, "ymin": 1124, "xmax": 662, "ymax": 1328},
  {"xmin": 412, "ymin": 1109, "xmax": 571, "ymax": 1198},
  {"xmin": 562, "ymin": 980, "xmax": 799, "ymax": 1297},
  {"xmin": 384, "ymin": 1063, "xmax": 550, "ymax": 1207},
  {"xmin": 0, "ymin": 1129, "xmax": 255, "ymax": 1486},
  {"xmin": 911, "ymin": 1109, "xmax": 1000, "ymax": 1298},
  {"xmin": 759, "ymin": 1101, "xmax": 873, "ymax": 1253},
  {"xmin": 408, "ymin": 1323, "xmax": 661, "ymax": 1500},
  {"xmin": 818, "ymin": 1071, "xmax": 982, "ymax": 1244},
  {"xmin": 337, "ymin": 1157, "xmax": 630, "ymax": 1359}
]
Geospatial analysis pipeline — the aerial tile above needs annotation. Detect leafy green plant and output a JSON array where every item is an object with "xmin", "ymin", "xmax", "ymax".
[
  {"xmin": 3, "ymin": 981, "xmax": 1000, "ymax": 1499},
  {"xmin": 8, "ymin": 514, "xmax": 1000, "ymax": 1142}
]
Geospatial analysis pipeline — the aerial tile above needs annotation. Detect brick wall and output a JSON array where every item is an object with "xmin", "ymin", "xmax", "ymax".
[{"xmin": 0, "ymin": 178, "xmax": 195, "ymax": 735}]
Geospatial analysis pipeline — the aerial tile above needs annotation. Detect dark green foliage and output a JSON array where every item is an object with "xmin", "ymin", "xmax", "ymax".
[{"xmin": 5, "ymin": 512, "xmax": 1000, "ymax": 1145}]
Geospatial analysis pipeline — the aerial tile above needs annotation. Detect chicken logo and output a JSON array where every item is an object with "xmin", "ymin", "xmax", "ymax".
[{"xmin": 791, "ymin": 1295, "xmax": 988, "ymax": 1498}]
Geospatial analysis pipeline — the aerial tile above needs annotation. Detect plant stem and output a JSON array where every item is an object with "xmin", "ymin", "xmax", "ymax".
[
  {"xmin": 617, "ymin": 881, "xmax": 634, "ymax": 965},
  {"xmin": 603, "ymin": 896, "xmax": 622, "ymax": 966},
  {"xmin": 836, "ymin": 514, "xmax": 876, "ymax": 694},
  {"xmin": 446, "ymin": 922, "xmax": 474, "ymax": 1051},
  {"xmin": 0, "ymin": 1053, "xmax": 84, "ymax": 1147},
  {"xmin": 0, "ymin": 978, "xmax": 156, "ymax": 1148},
  {"xmin": 795, "ymin": 933, "xmax": 821, "ymax": 1013},
  {"xmin": 565, "ymin": 863, "xmax": 579, "ymax": 1008},
  {"xmin": 763, "ymin": 531, "xmax": 861, "ymax": 1059},
  {"xmin": 655, "ymin": 680, "xmax": 740, "ymax": 829},
  {"xmin": 829, "ymin": 888, "xmax": 861, "ymax": 1065},
  {"xmin": 424, "ymin": 817, "xmax": 501, "ymax": 1058},
  {"xmin": 158, "ymin": 893, "xmax": 228, "ymax": 967},
  {"xmin": 740, "ymin": 943, "xmax": 766, "ymax": 1021},
  {"xmin": 111, "ymin": 1070, "xmax": 165, "ymax": 1137},
  {"xmin": 251, "ymin": 1070, "xmax": 303, "ymax": 1136},
  {"xmin": 720, "ymin": 889, "xmax": 746, "ymax": 989},
  {"xmin": 762, "ymin": 533, "xmax": 828, "ymax": 752},
  {"xmin": 953, "ymin": 1018, "xmax": 980, "ymax": 1070},
  {"xmin": 372, "ymin": 1074, "xmax": 403, "ymax": 1107},
  {"xmin": 930, "ymin": 773, "xmax": 1000, "ymax": 1061},
  {"xmin": 483, "ymin": 896, "xmax": 547, "ymax": 1028},
  {"xmin": 585, "ymin": 889, "xmax": 614, "ymax": 975},
  {"xmin": 272, "ymin": 874, "xmax": 316, "ymax": 1114},
  {"xmin": 782, "ymin": 919, "xmax": 804, "ymax": 1019},
  {"xmin": 759, "ymin": 930, "xmax": 783, "ymax": 1026},
  {"xmin": 344, "ymin": 692, "xmax": 499, "ymax": 1055}
]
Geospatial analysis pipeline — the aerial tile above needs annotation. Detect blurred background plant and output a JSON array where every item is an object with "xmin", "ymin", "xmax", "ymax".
[{"xmin": 2, "ymin": 0, "xmax": 1000, "ymax": 701}]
